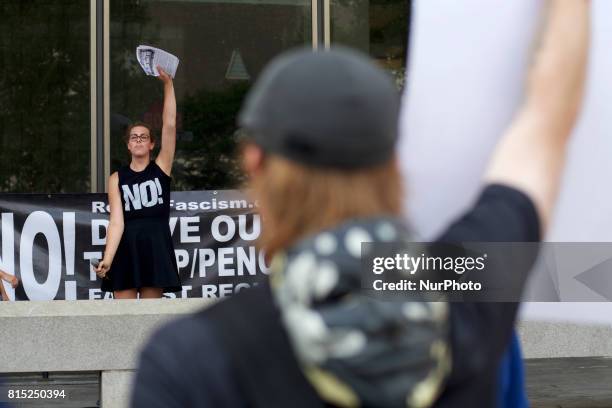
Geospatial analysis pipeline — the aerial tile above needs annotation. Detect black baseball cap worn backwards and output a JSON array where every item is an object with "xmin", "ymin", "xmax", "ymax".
[{"xmin": 238, "ymin": 46, "xmax": 401, "ymax": 169}]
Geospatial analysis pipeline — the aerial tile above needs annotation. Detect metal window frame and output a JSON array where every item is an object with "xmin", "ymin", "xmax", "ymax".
[
  {"xmin": 90, "ymin": 0, "xmax": 110, "ymax": 193},
  {"xmin": 312, "ymin": 0, "xmax": 329, "ymax": 49},
  {"xmin": 323, "ymin": 0, "xmax": 330, "ymax": 49},
  {"xmin": 89, "ymin": 0, "xmax": 97, "ymax": 193},
  {"xmin": 103, "ymin": 0, "xmax": 111, "ymax": 193},
  {"xmin": 92, "ymin": 1, "xmax": 330, "ymax": 192}
]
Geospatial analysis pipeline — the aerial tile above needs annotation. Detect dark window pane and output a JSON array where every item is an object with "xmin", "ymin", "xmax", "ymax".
[
  {"xmin": 110, "ymin": 0, "xmax": 312, "ymax": 190},
  {"xmin": 0, "ymin": 1, "xmax": 91, "ymax": 193},
  {"xmin": 331, "ymin": 0, "xmax": 409, "ymax": 89}
]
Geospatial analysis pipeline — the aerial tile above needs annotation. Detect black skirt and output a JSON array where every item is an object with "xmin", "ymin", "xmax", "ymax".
[{"xmin": 102, "ymin": 217, "xmax": 182, "ymax": 293}]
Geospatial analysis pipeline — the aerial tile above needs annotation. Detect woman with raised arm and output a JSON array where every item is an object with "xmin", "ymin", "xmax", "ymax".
[{"xmin": 96, "ymin": 66, "xmax": 181, "ymax": 299}]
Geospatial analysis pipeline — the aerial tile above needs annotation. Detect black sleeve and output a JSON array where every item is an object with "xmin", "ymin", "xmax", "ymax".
[
  {"xmin": 437, "ymin": 183, "xmax": 540, "ymax": 243},
  {"xmin": 130, "ymin": 315, "xmax": 246, "ymax": 408},
  {"xmin": 433, "ymin": 184, "xmax": 540, "ymax": 407}
]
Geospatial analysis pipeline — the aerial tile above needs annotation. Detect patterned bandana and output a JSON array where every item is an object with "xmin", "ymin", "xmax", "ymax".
[{"xmin": 270, "ymin": 217, "xmax": 451, "ymax": 408}]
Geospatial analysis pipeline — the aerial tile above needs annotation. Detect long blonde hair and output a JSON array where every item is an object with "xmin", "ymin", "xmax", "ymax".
[{"xmin": 252, "ymin": 155, "xmax": 403, "ymax": 257}]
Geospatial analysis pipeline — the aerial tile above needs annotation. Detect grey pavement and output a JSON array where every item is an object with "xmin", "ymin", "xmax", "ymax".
[{"xmin": 527, "ymin": 357, "xmax": 612, "ymax": 408}]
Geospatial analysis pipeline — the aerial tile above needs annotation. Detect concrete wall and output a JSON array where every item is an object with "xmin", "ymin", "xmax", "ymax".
[
  {"xmin": 519, "ymin": 321, "xmax": 612, "ymax": 359},
  {"xmin": 0, "ymin": 299, "xmax": 211, "ymax": 407},
  {"xmin": 2, "ymin": 299, "xmax": 612, "ymax": 407}
]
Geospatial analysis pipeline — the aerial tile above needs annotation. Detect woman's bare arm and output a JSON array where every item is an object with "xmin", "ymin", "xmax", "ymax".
[
  {"xmin": 485, "ymin": 0, "xmax": 590, "ymax": 232},
  {"xmin": 155, "ymin": 67, "xmax": 177, "ymax": 177},
  {"xmin": 96, "ymin": 173, "xmax": 125, "ymax": 278}
]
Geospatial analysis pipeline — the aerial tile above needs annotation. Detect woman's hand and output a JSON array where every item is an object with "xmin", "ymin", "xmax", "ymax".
[
  {"xmin": 0, "ymin": 271, "xmax": 19, "ymax": 288},
  {"xmin": 157, "ymin": 66, "xmax": 173, "ymax": 84},
  {"xmin": 96, "ymin": 260, "xmax": 111, "ymax": 279}
]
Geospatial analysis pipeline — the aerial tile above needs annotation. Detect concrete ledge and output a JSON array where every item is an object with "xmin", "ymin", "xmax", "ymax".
[
  {"xmin": 0, "ymin": 298, "xmax": 213, "ymax": 317},
  {"xmin": 102, "ymin": 370, "xmax": 135, "ymax": 408},
  {"xmin": 0, "ymin": 299, "xmax": 212, "ymax": 373},
  {"xmin": 3, "ymin": 299, "xmax": 612, "ymax": 373},
  {"xmin": 519, "ymin": 321, "xmax": 612, "ymax": 359},
  {"xmin": 4, "ymin": 300, "xmax": 612, "ymax": 408}
]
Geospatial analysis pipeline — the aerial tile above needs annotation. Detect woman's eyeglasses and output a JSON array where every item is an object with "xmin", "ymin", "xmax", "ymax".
[{"xmin": 129, "ymin": 134, "xmax": 150, "ymax": 142}]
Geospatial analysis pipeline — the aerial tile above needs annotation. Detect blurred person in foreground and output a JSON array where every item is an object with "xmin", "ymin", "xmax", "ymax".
[{"xmin": 131, "ymin": 1, "xmax": 589, "ymax": 406}]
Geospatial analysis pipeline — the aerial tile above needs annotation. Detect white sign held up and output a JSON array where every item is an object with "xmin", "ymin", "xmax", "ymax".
[{"xmin": 136, "ymin": 45, "xmax": 179, "ymax": 78}]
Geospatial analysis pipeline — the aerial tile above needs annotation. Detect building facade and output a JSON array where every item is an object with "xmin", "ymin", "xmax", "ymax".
[{"xmin": 0, "ymin": 0, "xmax": 409, "ymax": 193}]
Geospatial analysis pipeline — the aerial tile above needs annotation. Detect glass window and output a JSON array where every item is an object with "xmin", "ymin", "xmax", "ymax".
[
  {"xmin": 110, "ymin": 0, "xmax": 312, "ymax": 190},
  {"xmin": 0, "ymin": 1, "xmax": 91, "ymax": 193},
  {"xmin": 331, "ymin": 0, "xmax": 410, "ymax": 89}
]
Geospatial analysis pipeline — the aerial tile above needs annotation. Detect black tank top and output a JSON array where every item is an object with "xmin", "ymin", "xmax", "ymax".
[{"xmin": 118, "ymin": 161, "xmax": 171, "ymax": 221}]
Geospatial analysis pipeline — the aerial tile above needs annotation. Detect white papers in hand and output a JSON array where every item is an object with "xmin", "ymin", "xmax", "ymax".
[{"xmin": 136, "ymin": 45, "xmax": 179, "ymax": 78}]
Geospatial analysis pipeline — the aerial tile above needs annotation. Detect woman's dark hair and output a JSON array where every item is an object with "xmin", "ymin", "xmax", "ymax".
[{"xmin": 124, "ymin": 122, "xmax": 156, "ymax": 144}]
